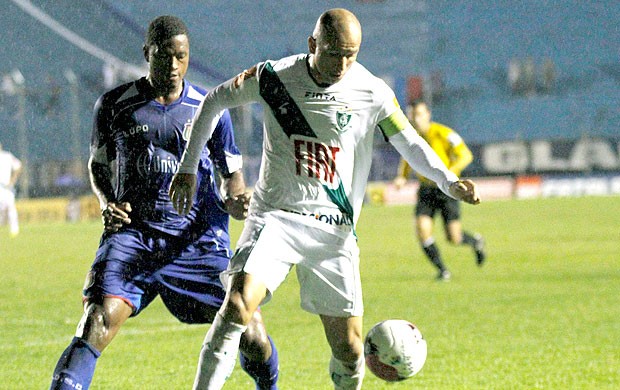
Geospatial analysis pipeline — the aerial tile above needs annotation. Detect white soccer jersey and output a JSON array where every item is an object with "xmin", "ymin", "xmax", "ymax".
[
  {"xmin": 181, "ymin": 54, "xmax": 458, "ymax": 229},
  {"xmin": 0, "ymin": 150, "xmax": 21, "ymax": 187}
]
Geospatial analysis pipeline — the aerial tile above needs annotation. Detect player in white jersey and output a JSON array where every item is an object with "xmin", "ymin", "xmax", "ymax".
[
  {"xmin": 0, "ymin": 142, "xmax": 22, "ymax": 237},
  {"xmin": 170, "ymin": 8, "xmax": 480, "ymax": 389}
]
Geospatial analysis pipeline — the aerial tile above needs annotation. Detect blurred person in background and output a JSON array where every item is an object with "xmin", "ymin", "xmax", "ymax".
[
  {"xmin": 0, "ymin": 142, "xmax": 22, "ymax": 237},
  {"xmin": 170, "ymin": 8, "xmax": 480, "ymax": 389},
  {"xmin": 50, "ymin": 15, "xmax": 279, "ymax": 390},
  {"xmin": 394, "ymin": 99, "xmax": 486, "ymax": 281}
]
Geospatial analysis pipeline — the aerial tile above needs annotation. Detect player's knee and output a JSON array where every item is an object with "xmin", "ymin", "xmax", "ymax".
[
  {"xmin": 224, "ymin": 291, "xmax": 257, "ymax": 325},
  {"xmin": 239, "ymin": 311, "xmax": 271, "ymax": 361},
  {"xmin": 78, "ymin": 304, "xmax": 113, "ymax": 348},
  {"xmin": 446, "ymin": 230, "xmax": 462, "ymax": 244},
  {"xmin": 447, "ymin": 234, "xmax": 461, "ymax": 244}
]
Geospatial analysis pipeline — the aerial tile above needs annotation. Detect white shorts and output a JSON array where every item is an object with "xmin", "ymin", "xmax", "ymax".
[
  {"xmin": 0, "ymin": 187, "xmax": 16, "ymax": 212},
  {"xmin": 224, "ymin": 210, "xmax": 363, "ymax": 317}
]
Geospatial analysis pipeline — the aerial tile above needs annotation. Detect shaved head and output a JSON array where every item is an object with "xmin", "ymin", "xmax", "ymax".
[
  {"xmin": 313, "ymin": 8, "xmax": 362, "ymax": 44},
  {"xmin": 308, "ymin": 8, "xmax": 362, "ymax": 86}
]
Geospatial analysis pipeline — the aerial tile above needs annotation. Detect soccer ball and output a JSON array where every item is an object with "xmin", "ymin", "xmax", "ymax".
[{"xmin": 364, "ymin": 319, "xmax": 427, "ymax": 381}]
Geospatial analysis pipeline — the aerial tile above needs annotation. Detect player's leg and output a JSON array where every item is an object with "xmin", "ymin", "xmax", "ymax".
[
  {"xmin": 193, "ymin": 213, "xmax": 293, "ymax": 390},
  {"xmin": 0, "ymin": 197, "xmax": 6, "ymax": 226},
  {"xmin": 193, "ymin": 271, "xmax": 268, "ymax": 390},
  {"xmin": 294, "ymin": 224, "xmax": 365, "ymax": 389},
  {"xmin": 417, "ymin": 215, "xmax": 449, "ymax": 279},
  {"xmin": 321, "ymin": 315, "xmax": 365, "ymax": 390},
  {"xmin": 50, "ymin": 296, "xmax": 133, "ymax": 389},
  {"xmin": 50, "ymin": 229, "xmax": 154, "ymax": 390},
  {"xmin": 445, "ymin": 219, "xmax": 464, "ymax": 244},
  {"xmin": 443, "ymin": 199, "xmax": 486, "ymax": 266},
  {"xmin": 156, "ymin": 243, "xmax": 279, "ymax": 390},
  {"xmin": 6, "ymin": 190, "xmax": 18, "ymax": 236},
  {"xmin": 416, "ymin": 187, "xmax": 449, "ymax": 279},
  {"xmin": 458, "ymin": 227, "xmax": 486, "ymax": 265},
  {"xmin": 238, "ymin": 307, "xmax": 279, "ymax": 390}
]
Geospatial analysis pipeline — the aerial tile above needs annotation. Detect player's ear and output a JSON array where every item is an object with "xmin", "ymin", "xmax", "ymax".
[
  {"xmin": 143, "ymin": 44, "xmax": 150, "ymax": 62},
  {"xmin": 308, "ymin": 36, "xmax": 317, "ymax": 54}
]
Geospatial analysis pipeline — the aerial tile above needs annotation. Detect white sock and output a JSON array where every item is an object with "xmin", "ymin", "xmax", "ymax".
[
  {"xmin": 8, "ymin": 206, "xmax": 18, "ymax": 235},
  {"xmin": 193, "ymin": 312, "xmax": 247, "ymax": 390},
  {"xmin": 329, "ymin": 355, "xmax": 365, "ymax": 390}
]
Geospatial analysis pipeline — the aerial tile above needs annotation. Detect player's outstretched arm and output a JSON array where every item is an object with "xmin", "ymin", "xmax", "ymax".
[
  {"xmin": 169, "ymin": 173, "xmax": 197, "ymax": 216},
  {"xmin": 449, "ymin": 179, "xmax": 480, "ymax": 205}
]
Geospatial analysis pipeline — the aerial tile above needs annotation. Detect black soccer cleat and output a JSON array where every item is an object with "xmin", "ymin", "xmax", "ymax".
[
  {"xmin": 474, "ymin": 234, "xmax": 486, "ymax": 266},
  {"xmin": 436, "ymin": 269, "xmax": 452, "ymax": 281}
]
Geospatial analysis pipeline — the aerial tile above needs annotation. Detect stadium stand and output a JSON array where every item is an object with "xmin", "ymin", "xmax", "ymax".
[{"xmin": 1, "ymin": 0, "xmax": 618, "ymax": 195}]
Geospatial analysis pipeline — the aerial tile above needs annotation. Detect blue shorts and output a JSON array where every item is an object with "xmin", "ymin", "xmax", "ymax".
[{"xmin": 83, "ymin": 227, "xmax": 229, "ymax": 324}]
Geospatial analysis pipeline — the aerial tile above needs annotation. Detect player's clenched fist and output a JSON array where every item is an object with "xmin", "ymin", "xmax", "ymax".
[
  {"xmin": 449, "ymin": 179, "xmax": 481, "ymax": 205},
  {"xmin": 101, "ymin": 202, "xmax": 132, "ymax": 232},
  {"xmin": 225, "ymin": 192, "xmax": 251, "ymax": 221},
  {"xmin": 169, "ymin": 173, "xmax": 197, "ymax": 216}
]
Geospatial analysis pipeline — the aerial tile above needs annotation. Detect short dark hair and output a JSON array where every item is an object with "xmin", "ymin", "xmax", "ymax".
[
  {"xmin": 146, "ymin": 15, "xmax": 188, "ymax": 46},
  {"xmin": 409, "ymin": 98, "xmax": 429, "ymax": 110}
]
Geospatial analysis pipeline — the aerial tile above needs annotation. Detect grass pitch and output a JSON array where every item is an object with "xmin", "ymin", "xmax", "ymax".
[{"xmin": 1, "ymin": 196, "xmax": 619, "ymax": 389}]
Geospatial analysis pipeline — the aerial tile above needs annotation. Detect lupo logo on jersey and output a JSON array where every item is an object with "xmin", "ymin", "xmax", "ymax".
[{"xmin": 136, "ymin": 150, "xmax": 180, "ymax": 179}]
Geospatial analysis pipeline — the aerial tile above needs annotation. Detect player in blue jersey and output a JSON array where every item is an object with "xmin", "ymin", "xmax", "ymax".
[{"xmin": 50, "ymin": 16, "xmax": 279, "ymax": 390}]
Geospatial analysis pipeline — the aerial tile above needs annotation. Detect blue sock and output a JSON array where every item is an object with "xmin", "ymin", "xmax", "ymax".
[
  {"xmin": 239, "ymin": 335, "xmax": 279, "ymax": 390},
  {"xmin": 50, "ymin": 337, "xmax": 101, "ymax": 390}
]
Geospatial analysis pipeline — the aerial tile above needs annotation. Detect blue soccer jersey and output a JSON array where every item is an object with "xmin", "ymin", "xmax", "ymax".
[{"xmin": 90, "ymin": 77, "xmax": 241, "ymax": 246}]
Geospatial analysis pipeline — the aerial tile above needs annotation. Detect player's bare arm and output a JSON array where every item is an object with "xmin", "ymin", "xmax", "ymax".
[{"xmin": 88, "ymin": 156, "xmax": 132, "ymax": 231}]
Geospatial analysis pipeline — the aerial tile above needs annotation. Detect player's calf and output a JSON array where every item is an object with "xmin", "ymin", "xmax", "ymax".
[
  {"xmin": 194, "ymin": 312, "xmax": 247, "ymax": 389},
  {"xmin": 329, "ymin": 355, "xmax": 365, "ymax": 390}
]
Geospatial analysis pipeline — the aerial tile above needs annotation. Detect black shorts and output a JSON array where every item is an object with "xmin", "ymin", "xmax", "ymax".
[{"xmin": 415, "ymin": 185, "xmax": 461, "ymax": 223}]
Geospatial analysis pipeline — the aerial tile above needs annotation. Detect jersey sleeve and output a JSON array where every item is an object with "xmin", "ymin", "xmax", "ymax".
[
  {"xmin": 207, "ymin": 109, "xmax": 242, "ymax": 178},
  {"xmin": 385, "ymin": 120, "xmax": 460, "ymax": 198},
  {"xmin": 90, "ymin": 94, "xmax": 111, "ymax": 165},
  {"xmin": 371, "ymin": 78, "xmax": 403, "ymax": 132},
  {"xmin": 179, "ymin": 65, "xmax": 260, "ymax": 174}
]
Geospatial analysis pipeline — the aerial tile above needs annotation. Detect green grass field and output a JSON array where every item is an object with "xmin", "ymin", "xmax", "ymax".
[{"xmin": 1, "ymin": 196, "xmax": 619, "ymax": 389}]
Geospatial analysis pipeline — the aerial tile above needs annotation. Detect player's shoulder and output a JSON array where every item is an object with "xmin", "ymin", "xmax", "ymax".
[
  {"xmin": 350, "ymin": 62, "xmax": 389, "ymax": 87},
  {"xmin": 182, "ymin": 80, "xmax": 208, "ymax": 107},
  {"xmin": 431, "ymin": 122, "xmax": 457, "ymax": 136},
  {"xmin": 346, "ymin": 62, "xmax": 394, "ymax": 101},
  {"xmin": 431, "ymin": 122, "xmax": 464, "ymax": 146},
  {"xmin": 258, "ymin": 54, "xmax": 306, "ymax": 76},
  {"xmin": 344, "ymin": 62, "xmax": 397, "ymax": 114},
  {"xmin": 96, "ymin": 78, "xmax": 144, "ymax": 111}
]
